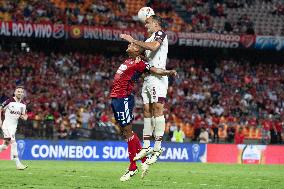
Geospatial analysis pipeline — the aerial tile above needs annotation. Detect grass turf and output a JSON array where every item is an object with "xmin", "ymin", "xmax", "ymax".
[{"xmin": 0, "ymin": 160, "xmax": 283, "ymax": 189}]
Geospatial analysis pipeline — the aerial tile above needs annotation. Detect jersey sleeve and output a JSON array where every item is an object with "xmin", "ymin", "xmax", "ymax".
[
  {"xmin": 154, "ymin": 30, "xmax": 166, "ymax": 44},
  {"xmin": 0, "ymin": 98, "xmax": 11, "ymax": 109},
  {"xmin": 136, "ymin": 61, "xmax": 151, "ymax": 73}
]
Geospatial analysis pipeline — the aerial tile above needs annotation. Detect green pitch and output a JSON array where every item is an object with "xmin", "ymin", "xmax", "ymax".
[{"xmin": 0, "ymin": 160, "xmax": 283, "ymax": 189}]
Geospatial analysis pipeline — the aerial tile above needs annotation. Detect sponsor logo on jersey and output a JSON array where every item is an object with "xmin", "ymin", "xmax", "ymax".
[{"xmin": 10, "ymin": 110, "xmax": 21, "ymax": 115}]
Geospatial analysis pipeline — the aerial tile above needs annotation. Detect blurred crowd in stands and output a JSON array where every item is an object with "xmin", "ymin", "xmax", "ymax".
[
  {"xmin": 0, "ymin": 0, "xmax": 283, "ymax": 34},
  {"xmin": 0, "ymin": 50, "xmax": 283, "ymax": 144}
]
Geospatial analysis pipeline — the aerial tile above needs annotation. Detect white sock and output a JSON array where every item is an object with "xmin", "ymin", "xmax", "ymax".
[
  {"xmin": 153, "ymin": 141, "xmax": 162, "ymax": 151},
  {"xmin": 143, "ymin": 140, "xmax": 150, "ymax": 148},
  {"xmin": 151, "ymin": 116, "xmax": 156, "ymax": 128},
  {"xmin": 11, "ymin": 142, "xmax": 21, "ymax": 166},
  {"xmin": 153, "ymin": 116, "xmax": 165, "ymax": 151},
  {"xmin": 14, "ymin": 157, "xmax": 21, "ymax": 166},
  {"xmin": 143, "ymin": 118, "xmax": 152, "ymax": 148}
]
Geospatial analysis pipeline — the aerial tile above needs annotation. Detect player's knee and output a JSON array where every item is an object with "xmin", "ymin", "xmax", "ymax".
[
  {"xmin": 122, "ymin": 125, "xmax": 133, "ymax": 139},
  {"xmin": 144, "ymin": 110, "xmax": 151, "ymax": 118},
  {"xmin": 143, "ymin": 104, "xmax": 152, "ymax": 118},
  {"xmin": 153, "ymin": 103, "xmax": 164, "ymax": 117}
]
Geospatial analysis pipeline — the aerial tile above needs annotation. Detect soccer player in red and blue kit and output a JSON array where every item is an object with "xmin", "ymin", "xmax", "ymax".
[{"xmin": 110, "ymin": 42, "xmax": 177, "ymax": 182}]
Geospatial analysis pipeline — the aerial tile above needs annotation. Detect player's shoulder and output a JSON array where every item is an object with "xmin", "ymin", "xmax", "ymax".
[
  {"xmin": 1, "ymin": 97, "xmax": 15, "ymax": 107},
  {"xmin": 154, "ymin": 30, "xmax": 167, "ymax": 37},
  {"xmin": 20, "ymin": 99, "xmax": 28, "ymax": 106},
  {"xmin": 153, "ymin": 30, "xmax": 167, "ymax": 44},
  {"xmin": 123, "ymin": 58, "xmax": 135, "ymax": 65}
]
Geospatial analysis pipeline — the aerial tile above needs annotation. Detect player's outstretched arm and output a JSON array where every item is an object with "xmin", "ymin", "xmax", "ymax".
[
  {"xmin": 120, "ymin": 34, "xmax": 160, "ymax": 51},
  {"xmin": 150, "ymin": 67, "xmax": 178, "ymax": 77}
]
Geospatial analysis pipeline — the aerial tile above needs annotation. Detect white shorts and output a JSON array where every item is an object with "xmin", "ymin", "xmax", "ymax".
[
  {"xmin": 1, "ymin": 122, "xmax": 17, "ymax": 140},
  {"xmin": 142, "ymin": 77, "xmax": 168, "ymax": 104}
]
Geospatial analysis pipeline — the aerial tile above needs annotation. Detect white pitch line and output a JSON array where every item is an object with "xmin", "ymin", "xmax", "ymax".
[
  {"xmin": 63, "ymin": 174, "xmax": 74, "ymax": 177},
  {"xmin": 80, "ymin": 176, "xmax": 90, "ymax": 178}
]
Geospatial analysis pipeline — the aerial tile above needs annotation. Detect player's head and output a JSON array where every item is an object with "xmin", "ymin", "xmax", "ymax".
[
  {"xmin": 145, "ymin": 15, "xmax": 165, "ymax": 33},
  {"xmin": 126, "ymin": 43, "xmax": 144, "ymax": 57},
  {"xmin": 14, "ymin": 85, "xmax": 25, "ymax": 100}
]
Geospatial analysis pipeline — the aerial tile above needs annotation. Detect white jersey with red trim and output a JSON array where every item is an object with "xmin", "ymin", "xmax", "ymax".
[
  {"xmin": 1, "ymin": 97, "xmax": 26, "ymax": 126},
  {"xmin": 142, "ymin": 30, "xmax": 169, "ymax": 104},
  {"xmin": 145, "ymin": 30, "xmax": 168, "ymax": 69},
  {"xmin": 144, "ymin": 30, "xmax": 168, "ymax": 83}
]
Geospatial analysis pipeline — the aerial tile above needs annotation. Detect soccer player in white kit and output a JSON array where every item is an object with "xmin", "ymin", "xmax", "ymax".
[
  {"xmin": 0, "ymin": 86, "xmax": 28, "ymax": 170},
  {"xmin": 121, "ymin": 14, "xmax": 169, "ymax": 165}
]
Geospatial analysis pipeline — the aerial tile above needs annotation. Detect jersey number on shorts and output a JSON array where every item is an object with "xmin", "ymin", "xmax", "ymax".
[{"xmin": 116, "ymin": 112, "xmax": 125, "ymax": 121}]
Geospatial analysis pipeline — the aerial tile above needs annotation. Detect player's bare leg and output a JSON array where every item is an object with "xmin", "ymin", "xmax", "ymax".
[
  {"xmin": 134, "ymin": 103, "xmax": 154, "ymax": 161},
  {"xmin": 146, "ymin": 102, "xmax": 165, "ymax": 165}
]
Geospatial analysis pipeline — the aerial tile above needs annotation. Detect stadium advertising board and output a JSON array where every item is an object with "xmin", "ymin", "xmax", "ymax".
[
  {"xmin": 2, "ymin": 21, "xmax": 281, "ymax": 51},
  {"xmin": 177, "ymin": 32, "xmax": 241, "ymax": 48},
  {"xmin": 255, "ymin": 36, "xmax": 284, "ymax": 51},
  {"xmin": 79, "ymin": 26, "xmax": 146, "ymax": 41},
  {"xmin": 0, "ymin": 21, "xmax": 65, "ymax": 39},
  {"xmin": 207, "ymin": 144, "xmax": 284, "ymax": 164},
  {"xmin": 14, "ymin": 140, "xmax": 206, "ymax": 162}
]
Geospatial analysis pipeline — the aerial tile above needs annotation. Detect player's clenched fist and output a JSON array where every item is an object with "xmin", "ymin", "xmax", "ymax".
[
  {"xmin": 20, "ymin": 114, "xmax": 28, "ymax": 120},
  {"xmin": 120, "ymin": 34, "xmax": 135, "ymax": 43},
  {"xmin": 169, "ymin": 70, "xmax": 178, "ymax": 77}
]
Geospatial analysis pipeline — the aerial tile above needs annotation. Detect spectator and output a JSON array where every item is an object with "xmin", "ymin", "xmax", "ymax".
[
  {"xmin": 212, "ymin": 115, "xmax": 220, "ymax": 143},
  {"xmin": 199, "ymin": 127, "xmax": 209, "ymax": 143},
  {"xmin": 226, "ymin": 126, "xmax": 235, "ymax": 143},
  {"xmin": 235, "ymin": 127, "xmax": 245, "ymax": 144},
  {"xmin": 274, "ymin": 117, "xmax": 283, "ymax": 144},
  {"xmin": 69, "ymin": 124, "xmax": 79, "ymax": 140},
  {"xmin": 44, "ymin": 113, "xmax": 54, "ymax": 139},
  {"xmin": 261, "ymin": 118, "xmax": 271, "ymax": 144},
  {"xmin": 58, "ymin": 123, "xmax": 68, "ymax": 139},
  {"xmin": 171, "ymin": 126, "xmax": 185, "ymax": 143},
  {"xmin": 81, "ymin": 107, "xmax": 92, "ymax": 129}
]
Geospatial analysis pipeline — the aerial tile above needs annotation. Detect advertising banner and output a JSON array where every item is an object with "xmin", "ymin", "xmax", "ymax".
[
  {"xmin": 2, "ymin": 140, "xmax": 283, "ymax": 164},
  {"xmin": 15, "ymin": 140, "xmax": 206, "ymax": 162},
  {"xmin": 0, "ymin": 21, "xmax": 65, "ymax": 39},
  {"xmin": 2, "ymin": 21, "xmax": 284, "ymax": 51},
  {"xmin": 207, "ymin": 144, "xmax": 284, "ymax": 164},
  {"xmin": 255, "ymin": 36, "xmax": 284, "ymax": 51},
  {"xmin": 72, "ymin": 25, "xmax": 146, "ymax": 42},
  {"xmin": 0, "ymin": 21, "xmax": 260, "ymax": 50},
  {"xmin": 177, "ymin": 32, "xmax": 241, "ymax": 48}
]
